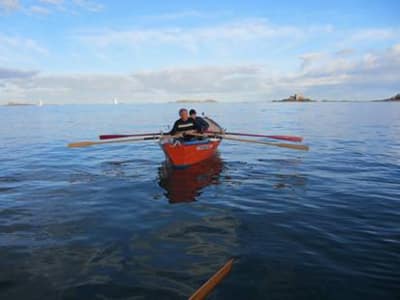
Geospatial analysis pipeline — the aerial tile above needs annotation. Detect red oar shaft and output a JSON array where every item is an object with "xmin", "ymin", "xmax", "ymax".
[
  {"xmin": 207, "ymin": 131, "xmax": 303, "ymax": 142},
  {"xmin": 99, "ymin": 133, "xmax": 160, "ymax": 140}
]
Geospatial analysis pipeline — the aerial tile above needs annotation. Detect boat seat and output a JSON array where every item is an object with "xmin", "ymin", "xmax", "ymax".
[{"xmin": 182, "ymin": 139, "xmax": 210, "ymax": 145}]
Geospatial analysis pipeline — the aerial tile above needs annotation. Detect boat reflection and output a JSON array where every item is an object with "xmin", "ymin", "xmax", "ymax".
[{"xmin": 158, "ymin": 154, "xmax": 223, "ymax": 203}]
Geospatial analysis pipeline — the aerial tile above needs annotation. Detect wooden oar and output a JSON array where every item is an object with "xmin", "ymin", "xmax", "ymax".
[
  {"xmin": 99, "ymin": 133, "xmax": 160, "ymax": 140},
  {"xmin": 221, "ymin": 136, "xmax": 309, "ymax": 151},
  {"xmin": 189, "ymin": 259, "xmax": 234, "ymax": 300},
  {"xmin": 189, "ymin": 132, "xmax": 309, "ymax": 151},
  {"xmin": 207, "ymin": 131, "xmax": 303, "ymax": 142},
  {"xmin": 68, "ymin": 136, "xmax": 160, "ymax": 148}
]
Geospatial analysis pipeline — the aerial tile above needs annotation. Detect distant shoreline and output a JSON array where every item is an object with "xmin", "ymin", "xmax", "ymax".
[
  {"xmin": 4, "ymin": 102, "xmax": 35, "ymax": 106},
  {"xmin": 1, "ymin": 93, "xmax": 399, "ymax": 106},
  {"xmin": 172, "ymin": 99, "xmax": 218, "ymax": 104},
  {"xmin": 272, "ymin": 93, "xmax": 400, "ymax": 103},
  {"xmin": 272, "ymin": 99, "xmax": 316, "ymax": 103}
]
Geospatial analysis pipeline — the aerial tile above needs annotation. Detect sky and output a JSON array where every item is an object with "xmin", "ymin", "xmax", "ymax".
[{"xmin": 0, "ymin": 0, "xmax": 399, "ymax": 104}]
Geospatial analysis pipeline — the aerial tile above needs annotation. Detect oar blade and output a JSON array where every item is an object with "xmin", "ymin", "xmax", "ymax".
[
  {"xmin": 68, "ymin": 135, "xmax": 161, "ymax": 148},
  {"xmin": 68, "ymin": 141, "xmax": 95, "ymax": 148},
  {"xmin": 220, "ymin": 131, "xmax": 304, "ymax": 142},
  {"xmin": 268, "ymin": 135, "xmax": 303, "ymax": 142},
  {"xmin": 221, "ymin": 136, "xmax": 310, "ymax": 151},
  {"xmin": 276, "ymin": 143, "xmax": 309, "ymax": 151}
]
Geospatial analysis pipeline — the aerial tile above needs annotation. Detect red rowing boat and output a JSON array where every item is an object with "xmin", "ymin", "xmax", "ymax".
[
  {"xmin": 160, "ymin": 138, "xmax": 221, "ymax": 168},
  {"xmin": 160, "ymin": 117, "xmax": 223, "ymax": 168}
]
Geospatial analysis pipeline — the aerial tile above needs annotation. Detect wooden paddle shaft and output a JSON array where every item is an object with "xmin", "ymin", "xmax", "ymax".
[
  {"xmin": 189, "ymin": 132, "xmax": 309, "ymax": 151},
  {"xmin": 222, "ymin": 136, "xmax": 309, "ymax": 151},
  {"xmin": 189, "ymin": 259, "xmax": 234, "ymax": 300},
  {"xmin": 99, "ymin": 133, "xmax": 160, "ymax": 140},
  {"xmin": 226, "ymin": 132, "xmax": 303, "ymax": 142},
  {"xmin": 68, "ymin": 135, "xmax": 160, "ymax": 148},
  {"xmin": 206, "ymin": 131, "xmax": 303, "ymax": 142}
]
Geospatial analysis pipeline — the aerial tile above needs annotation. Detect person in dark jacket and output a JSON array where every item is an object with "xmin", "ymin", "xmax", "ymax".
[
  {"xmin": 169, "ymin": 108, "xmax": 196, "ymax": 140},
  {"xmin": 189, "ymin": 109, "xmax": 209, "ymax": 133}
]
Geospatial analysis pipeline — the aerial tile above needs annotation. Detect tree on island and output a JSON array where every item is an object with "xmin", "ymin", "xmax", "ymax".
[
  {"xmin": 387, "ymin": 94, "xmax": 400, "ymax": 101},
  {"xmin": 274, "ymin": 93, "xmax": 313, "ymax": 102},
  {"xmin": 375, "ymin": 93, "xmax": 400, "ymax": 102}
]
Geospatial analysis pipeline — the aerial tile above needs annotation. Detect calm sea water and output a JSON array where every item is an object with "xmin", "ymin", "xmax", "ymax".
[{"xmin": 0, "ymin": 102, "xmax": 399, "ymax": 299}]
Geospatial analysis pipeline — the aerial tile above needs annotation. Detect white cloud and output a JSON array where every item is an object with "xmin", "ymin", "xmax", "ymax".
[
  {"xmin": 300, "ymin": 43, "xmax": 400, "ymax": 77},
  {"xmin": 1, "ymin": 44, "xmax": 399, "ymax": 103},
  {"xmin": 30, "ymin": 5, "xmax": 50, "ymax": 14},
  {"xmin": 72, "ymin": 0, "xmax": 103, "ymax": 12},
  {"xmin": 77, "ymin": 19, "xmax": 330, "ymax": 51},
  {"xmin": 0, "ymin": 0, "xmax": 20, "ymax": 11},
  {"xmin": 131, "ymin": 65, "xmax": 264, "ymax": 94},
  {"xmin": 299, "ymin": 52, "xmax": 325, "ymax": 71},
  {"xmin": 0, "ymin": 0, "xmax": 102, "ymax": 14},
  {"xmin": 141, "ymin": 10, "xmax": 232, "ymax": 21},
  {"xmin": 0, "ymin": 12, "xmax": 399, "ymax": 103},
  {"xmin": 0, "ymin": 34, "xmax": 49, "ymax": 56},
  {"xmin": 0, "ymin": 67, "xmax": 38, "ymax": 79},
  {"xmin": 70, "ymin": 19, "xmax": 399, "ymax": 69},
  {"xmin": 289, "ymin": 44, "xmax": 400, "ymax": 99},
  {"xmin": 0, "ymin": 66, "xmax": 265, "ymax": 103},
  {"xmin": 335, "ymin": 48, "xmax": 354, "ymax": 56},
  {"xmin": 351, "ymin": 28, "xmax": 399, "ymax": 42},
  {"xmin": 0, "ymin": 34, "xmax": 49, "ymax": 59},
  {"xmin": 39, "ymin": 0, "xmax": 64, "ymax": 4}
]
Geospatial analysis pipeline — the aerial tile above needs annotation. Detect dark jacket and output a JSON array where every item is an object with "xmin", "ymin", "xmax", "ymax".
[
  {"xmin": 192, "ymin": 116, "xmax": 209, "ymax": 133},
  {"xmin": 169, "ymin": 118, "xmax": 195, "ymax": 136}
]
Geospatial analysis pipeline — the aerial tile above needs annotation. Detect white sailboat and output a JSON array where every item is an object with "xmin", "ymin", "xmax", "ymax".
[
  {"xmin": 38, "ymin": 100, "xmax": 43, "ymax": 106},
  {"xmin": 113, "ymin": 98, "xmax": 118, "ymax": 105}
]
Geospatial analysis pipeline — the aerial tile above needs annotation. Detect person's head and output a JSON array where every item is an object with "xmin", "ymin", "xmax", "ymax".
[
  {"xmin": 179, "ymin": 108, "xmax": 189, "ymax": 121},
  {"xmin": 189, "ymin": 109, "xmax": 196, "ymax": 118}
]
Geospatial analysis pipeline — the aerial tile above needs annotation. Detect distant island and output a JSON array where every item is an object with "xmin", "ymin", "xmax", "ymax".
[
  {"xmin": 273, "ymin": 94, "xmax": 314, "ymax": 102},
  {"xmin": 375, "ymin": 93, "xmax": 400, "ymax": 102},
  {"xmin": 2, "ymin": 100, "xmax": 48, "ymax": 106},
  {"xmin": 4, "ymin": 102, "xmax": 35, "ymax": 106},
  {"xmin": 174, "ymin": 99, "xmax": 218, "ymax": 103}
]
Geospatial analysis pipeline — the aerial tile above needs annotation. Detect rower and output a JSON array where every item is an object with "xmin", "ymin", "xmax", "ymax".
[
  {"xmin": 189, "ymin": 109, "xmax": 209, "ymax": 133},
  {"xmin": 169, "ymin": 108, "xmax": 196, "ymax": 141}
]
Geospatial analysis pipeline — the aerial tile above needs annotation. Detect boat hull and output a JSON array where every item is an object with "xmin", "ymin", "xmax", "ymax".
[{"xmin": 161, "ymin": 139, "xmax": 221, "ymax": 168}]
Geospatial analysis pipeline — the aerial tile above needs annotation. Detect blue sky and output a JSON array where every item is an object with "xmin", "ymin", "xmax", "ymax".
[{"xmin": 0, "ymin": 0, "xmax": 399, "ymax": 103}]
